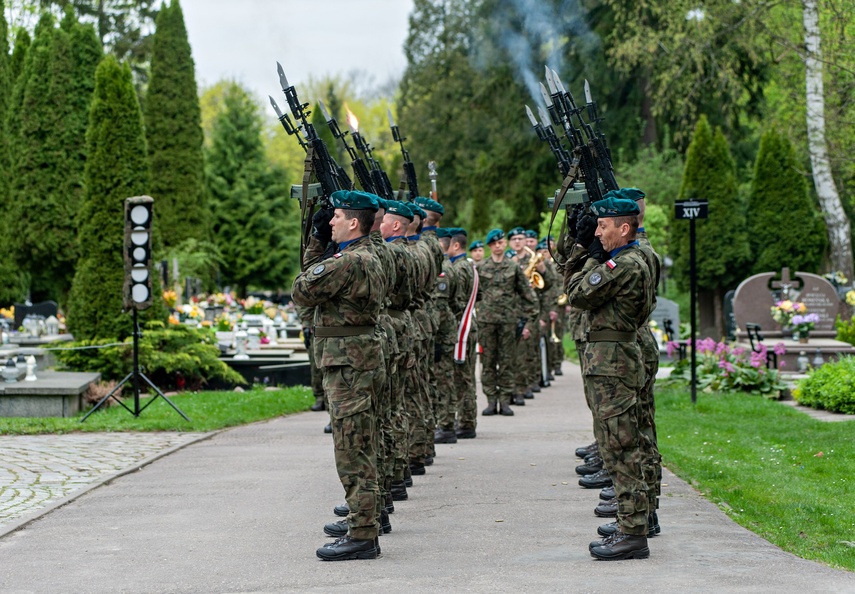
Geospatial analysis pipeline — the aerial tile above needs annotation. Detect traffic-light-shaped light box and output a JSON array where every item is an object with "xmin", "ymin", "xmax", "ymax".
[{"xmin": 123, "ymin": 196, "xmax": 154, "ymax": 311}]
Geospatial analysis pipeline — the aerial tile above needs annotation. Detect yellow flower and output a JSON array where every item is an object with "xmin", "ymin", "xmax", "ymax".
[
  {"xmin": 847, "ymin": 290, "xmax": 855, "ymax": 306},
  {"xmin": 168, "ymin": 315, "xmax": 180, "ymax": 325}
]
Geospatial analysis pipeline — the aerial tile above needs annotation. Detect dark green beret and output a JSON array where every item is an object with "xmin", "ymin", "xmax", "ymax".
[
  {"xmin": 508, "ymin": 226, "xmax": 526, "ymax": 239},
  {"xmin": 590, "ymin": 196, "xmax": 640, "ymax": 218},
  {"xmin": 375, "ymin": 197, "xmax": 388, "ymax": 211},
  {"xmin": 329, "ymin": 189, "xmax": 379, "ymax": 211},
  {"xmin": 505, "ymin": 249, "xmax": 517, "ymax": 258},
  {"xmin": 385, "ymin": 200, "xmax": 414, "ymax": 221},
  {"xmin": 469, "ymin": 240, "xmax": 485, "ymax": 250},
  {"xmin": 413, "ymin": 205, "xmax": 427, "ymax": 220},
  {"xmin": 615, "ymin": 187, "xmax": 646, "ymax": 202},
  {"xmin": 525, "ymin": 229, "xmax": 538, "ymax": 239},
  {"xmin": 536, "ymin": 240, "xmax": 548, "ymax": 250},
  {"xmin": 447, "ymin": 227, "xmax": 467, "ymax": 237},
  {"xmin": 415, "ymin": 196, "xmax": 427, "ymax": 206},
  {"xmin": 435, "ymin": 228, "xmax": 451, "ymax": 239},
  {"xmin": 485, "ymin": 228, "xmax": 505, "ymax": 244},
  {"xmin": 422, "ymin": 199, "xmax": 445, "ymax": 215}
]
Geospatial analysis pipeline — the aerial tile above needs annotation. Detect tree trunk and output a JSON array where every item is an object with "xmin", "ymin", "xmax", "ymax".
[
  {"xmin": 640, "ymin": 74, "xmax": 658, "ymax": 146},
  {"xmin": 803, "ymin": 0, "xmax": 853, "ymax": 279}
]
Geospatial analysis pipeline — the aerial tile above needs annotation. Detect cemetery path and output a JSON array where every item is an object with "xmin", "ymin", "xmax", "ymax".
[{"xmin": 1, "ymin": 364, "xmax": 853, "ymax": 593}]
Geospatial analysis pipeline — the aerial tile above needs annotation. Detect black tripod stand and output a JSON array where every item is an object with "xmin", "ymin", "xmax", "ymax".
[{"xmin": 81, "ymin": 309, "xmax": 189, "ymax": 422}]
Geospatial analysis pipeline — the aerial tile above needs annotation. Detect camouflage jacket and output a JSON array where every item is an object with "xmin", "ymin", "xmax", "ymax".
[
  {"xmin": 407, "ymin": 239, "xmax": 433, "ymax": 338},
  {"xmin": 370, "ymin": 231, "xmax": 399, "ymax": 356},
  {"xmin": 562, "ymin": 243, "xmax": 591, "ymax": 341},
  {"xmin": 637, "ymin": 230, "xmax": 662, "ymax": 367},
  {"xmin": 433, "ymin": 258, "xmax": 458, "ymax": 345},
  {"xmin": 566, "ymin": 243, "xmax": 653, "ymax": 383},
  {"xmin": 291, "ymin": 236, "xmax": 384, "ymax": 370},
  {"xmin": 386, "ymin": 236, "xmax": 415, "ymax": 313},
  {"xmin": 476, "ymin": 256, "xmax": 538, "ymax": 325}
]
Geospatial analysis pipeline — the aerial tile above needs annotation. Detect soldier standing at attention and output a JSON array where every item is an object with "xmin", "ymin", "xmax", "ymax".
[
  {"xmin": 469, "ymin": 240, "xmax": 485, "ymax": 264},
  {"xmin": 477, "ymin": 229, "xmax": 539, "ymax": 416},
  {"xmin": 566, "ymin": 196, "xmax": 654, "ymax": 561},
  {"xmin": 432, "ymin": 228, "xmax": 460, "ymax": 444},
  {"xmin": 292, "ymin": 190, "xmax": 385, "ymax": 562},
  {"xmin": 448, "ymin": 229, "xmax": 479, "ymax": 439}
]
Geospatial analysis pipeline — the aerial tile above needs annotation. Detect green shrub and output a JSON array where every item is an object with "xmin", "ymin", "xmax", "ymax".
[
  {"xmin": 834, "ymin": 315, "xmax": 855, "ymax": 346},
  {"xmin": 793, "ymin": 356, "xmax": 855, "ymax": 414},
  {"xmin": 54, "ymin": 323, "xmax": 245, "ymax": 391}
]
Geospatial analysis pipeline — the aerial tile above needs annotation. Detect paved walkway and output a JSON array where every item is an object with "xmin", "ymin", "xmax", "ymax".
[{"xmin": 0, "ymin": 363, "xmax": 853, "ymax": 593}]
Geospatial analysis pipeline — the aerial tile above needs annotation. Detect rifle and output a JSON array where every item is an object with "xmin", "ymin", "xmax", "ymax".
[
  {"xmin": 388, "ymin": 109, "xmax": 420, "ymax": 202},
  {"xmin": 346, "ymin": 108, "xmax": 396, "ymax": 200},
  {"xmin": 526, "ymin": 104, "xmax": 572, "ymax": 178},
  {"xmin": 270, "ymin": 62, "xmax": 349, "ymax": 267},
  {"xmin": 318, "ymin": 100, "xmax": 375, "ymax": 194},
  {"xmin": 582, "ymin": 80, "xmax": 619, "ymax": 192}
]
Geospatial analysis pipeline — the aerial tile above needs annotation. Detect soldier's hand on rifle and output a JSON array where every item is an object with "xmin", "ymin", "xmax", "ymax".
[
  {"xmin": 588, "ymin": 237, "xmax": 609, "ymax": 263},
  {"xmin": 312, "ymin": 208, "xmax": 335, "ymax": 245},
  {"xmin": 567, "ymin": 206, "xmax": 580, "ymax": 239},
  {"xmin": 575, "ymin": 214, "xmax": 597, "ymax": 248}
]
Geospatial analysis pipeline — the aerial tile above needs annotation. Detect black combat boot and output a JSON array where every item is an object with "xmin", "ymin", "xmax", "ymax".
[
  {"xmin": 594, "ymin": 497, "xmax": 618, "ymax": 518},
  {"xmin": 316, "ymin": 535, "xmax": 379, "ymax": 561},
  {"xmin": 599, "ymin": 486, "xmax": 616, "ymax": 501},
  {"xmin": 384, "ymin": 493, "xmax": 394, "ymax": 514},
  {"xmin": 513, "ymin": 393, "xmax": 526, "ymax": 406},
  {"xmin": 575, "ymin": 455, "xmax": 603, "ymax": 476},
  {"xmin": 589, "ymin": 530, "xmax": 649, "ymax": 560},
  {"xmin": 523, "ymin": 388, "xmax": 535, "ymax": 399},
  {"xmin": 456, "ymin": 427, "xmax": 477, "ymax": 439},
  {"xmin": 409, "ymin": 460, "xmax": 426, "ymax": 476},
  {"xmin": 434, "ymin": 428, "xmax": 458, "ymax": 444},
  {"xmin": 310, "ymin": 396, "xmax": 325, "ymax": 411},
  {"xmin": 499, "ymin": 403, "xmax": 515, "ymax": 416},
  {"xmin": 482, "ymin": 402, "xmax": 498, "ymax": 416},
  {"xmin": 323, "ymin": 519, "xmax": 348, "ymax": 538},
  {"xmin": 554, "ymin": 367, "xmax": 563, "ymax": 376},
  {"xmin": 579, "ymin": 468, "xmax": 612, "ymax": 489},
  {"xmin": 597, "ymin": 521, "xmax": 619, "ymax": 538},
  {"xmin": 575, "ymin": 442, "xmax": 598, "ymax": 458},
  {"xmin": 531, "ymin": 385, "xmax": 541, "ymax": 393},
  {"xmin": 333, "ymin": 503, "xmax": 349, "ymax": 517},
  {"xmin": 648, "ymin": 511, "xmax": 660, "ymax": 537},
  {"xmin": 390, "ymin": 481, "xmax": 408, "ymax": 501},
  {"xmin": 323, "ymin": 423, "xmax": 332, "ymax": 434},
  {"xmin": 379, "ymin": 509, "xmax": 392, "ymax": 534}
]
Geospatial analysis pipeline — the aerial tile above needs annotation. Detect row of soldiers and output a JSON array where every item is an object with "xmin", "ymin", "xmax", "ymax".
[{"xmin": 292, "ymin": 190, "xmax": 569, "ymax": 561}]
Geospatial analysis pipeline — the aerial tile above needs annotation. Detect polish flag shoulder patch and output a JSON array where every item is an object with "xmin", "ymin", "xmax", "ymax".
[
  {"xmin": 333, "ymin": 253, "xmax": 343, "ymax": 259},
  {"xmin": 606, "ymin": 259, "xmax": 617, "ymax": 269}
]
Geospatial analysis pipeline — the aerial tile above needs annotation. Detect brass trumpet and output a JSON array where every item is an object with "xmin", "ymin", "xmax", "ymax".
[
  {"xmin": 523, "ymin": 246, "xmax": 545, "ymax": 289},
  {"xmin": 550, "ymin": 320, "xmax": 561, "ymax": 343},
  {"xmin": 557, "ymin": 292, "xmax": 568, "ymax": 306}
]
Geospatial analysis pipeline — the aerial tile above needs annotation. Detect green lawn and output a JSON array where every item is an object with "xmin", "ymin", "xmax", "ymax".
[
  {"xmin": 0, "ymin": 386, "xmax": 313, "ymax": 434},
  {"xmin": 656, "ymin": 385, "xmax": 855, "ymax": 571}
]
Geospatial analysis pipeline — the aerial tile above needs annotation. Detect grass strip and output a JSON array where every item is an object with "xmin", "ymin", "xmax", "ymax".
[
  {"xmin": 657, "ymin": 386, "xmax": 855, "ymax": 571},
  {"xmin": 0, "ymin": 386, "xmax": 313, "ymax": 434}
]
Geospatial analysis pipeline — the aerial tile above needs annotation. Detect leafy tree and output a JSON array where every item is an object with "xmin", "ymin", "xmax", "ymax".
[
  {"xmin": 747, "ymin": 128, "xmax": 827, "ymax": 275},
  {"xmin": 144, "ymin": 0, "xmax": 208, "ymax": 250},
  {"xmin": 206, "ymin": 83, "xmax": 300, "ymax": 296},
  {"xmin": 67, "ymin": 55, "xmax": 165, "ymax": 339},
  {"xmin": 671, "ymin": 115, "xmax": 749, "ymax": 338}
]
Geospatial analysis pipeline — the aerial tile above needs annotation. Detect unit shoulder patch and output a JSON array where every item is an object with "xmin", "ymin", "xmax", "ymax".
[
  {"xmin": 588, "ymin": 272, "xmax": 602, "ymax": 286},
  {"xmin": 312, "ymin": 264, "xmax": 326, "ymax": 275}
]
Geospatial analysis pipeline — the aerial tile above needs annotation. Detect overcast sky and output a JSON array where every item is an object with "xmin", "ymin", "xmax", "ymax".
[{"xmin": 180, "ymin": 0, "xmax": 415, "ymax": 102}]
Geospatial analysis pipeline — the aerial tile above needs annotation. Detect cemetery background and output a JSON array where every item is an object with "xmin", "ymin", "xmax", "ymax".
[{"xmin": 1, "ymin": 1, "xmax": 855, "ymax": 411}]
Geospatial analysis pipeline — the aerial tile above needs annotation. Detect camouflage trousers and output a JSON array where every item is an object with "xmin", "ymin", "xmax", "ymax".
[
  {"xmin": 307, "ymin": 336, "xmax": 325, "ymax": 405},
  {"xmin": 434, "ymin": 344, "xmax": 457, "ymax": 431},
  {"xmin": 450, "ymin": 331, "xmax": 478, "ymax": 431},
  {"xmin": 588, "ymin": 374, "xmax": 649, "ymax": 536},
  {"xmin": 638, "ymin": 327, "xmax": 662, "ymax": 510},
  {"xmin": 425, "ymin": 334, "xmax": 438, "ymax": 456},
  {"xmin": 404, "ymin": 336, "xmax": 431, "ymax": 464},
  {"xmin": 376, "ymin": 317, "xmax": 399, "ymax": 517},
  {"xmin": 389, "ymin": 312, "xmax": 412, "ymax": 483},
  {"xmin": 480, "ymin": 322, "xmax": 517, "ymax": 406},
  {"xmin": 514, "ymin": 330, "xmax": 538, "ymax": 394},
  {"xmin": 323, "ymin": 364, "xmax": 383, "ymax": 540}
]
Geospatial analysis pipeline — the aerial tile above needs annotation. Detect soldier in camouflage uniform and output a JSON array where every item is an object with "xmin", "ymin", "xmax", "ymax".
[
  {"xmin": 432, "ymin": 228, "xmax": 460, "ymax": 444},
  {"xmin": 566, "ymin": 196, "xmax": 654, "ymax": 561},
  {"xmin": 448, "ymin": 229, "xmax": 479, "ymax": 438},
  {"xmin": 477, "ymin": 229, "xmax": 539, "ymax": 416},
  {"xmin": 469, "ymin": 240, "xmax": 485, "ymax": 264},
  {"xmin": 507, "ymin": 228, "xmax": 536, "ymax": 404},
  {"xmin": 537, "ymin": 240, "xmax": 561, "ymax": 379},
  {"xmin": 291, "ymin": 190, "xmax": 385, "ymax": 562}
]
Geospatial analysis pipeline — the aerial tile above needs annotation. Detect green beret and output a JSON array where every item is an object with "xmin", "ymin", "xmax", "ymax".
[
  {"xmin": 591, "ymin": 196, "xmax": 640, "ymax": 218},
  {"xmin": 525, "ymin": 229, "xmax": 538, "ymax": 239},
  {"xmin": 329, "ymin": 189, "xmax": 379, "ymax": 211},
  {"xmin": 448, "ymin": 227, "xmax": 467, "ymax": 237},
  {"xmin": 536, "ymin": 240, "xmax": 548, "ymax": 250},
  {"xmin": 415, "ymin": 196, "xmax": 428, "ymax": 206},
  {"xmin": 485, "ymin": 229, "xmax": 505, "ymax": 244},
  {"xmin": 413, "ymin": 205, "xmax": 427, "ymax": 220},
  {"xmin": 508, "ymin": 226, "xmax": 526, "ymax": 239},
  {"xmin": 435, "ymin": 228, "xmax": 451, "ymax": 239},
  {"xmin": 375, "ymin": 197, "xmax": 388, "ymax": 211},
  {"xmin": 422, "ymin": 199, "xmax": 445, "ymax": 215},
  {"xmin": 505, "ymin": 249, "xmax": 517, "ymax": 258},
  {"xmin": 385, "ymin": 200, "xmax": 414, "ymax": 221},
  {"xmin": 616, "ymin": 187, "xmax": 646, "ymax": 202},
  {"xmin": 469, "ymin": 240, "xmax": 484, "ymax": 250}
]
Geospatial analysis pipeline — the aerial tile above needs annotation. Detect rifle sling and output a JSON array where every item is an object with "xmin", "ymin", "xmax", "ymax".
[
  {"xmin": 547, "ymin": 159, "xmax": 581, "ymax": 262},
  {"xmin": 300, "ymin": 145, "xmax": 315, "ymax": 271}
]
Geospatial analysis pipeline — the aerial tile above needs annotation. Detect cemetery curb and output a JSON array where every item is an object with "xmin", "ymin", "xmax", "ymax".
[{"xmin": 0, "ymin": 430, "xmax": 221, "ymax": 540}]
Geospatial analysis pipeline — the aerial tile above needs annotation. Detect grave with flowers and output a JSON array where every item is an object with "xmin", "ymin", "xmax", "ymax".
[{"xmin": 731, "ymin": 267, "xmax": 855, "ymax": 372}]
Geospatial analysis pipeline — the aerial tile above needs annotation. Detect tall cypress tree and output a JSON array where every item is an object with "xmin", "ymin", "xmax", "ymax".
[
  {"xmin": 747, "ymin": 129, "xmax": 827, "ymax": 275},
  {"xmin": 68, "ymin": 56, "xmax": 163, "ymax": 340},
  {"xmin": 206, "ymin": 83, "xmax": 299, "ymax": 296},
  {"xmin": 0, "ymin": 0, "xmax": 21, "ymax": 305},
  {"xmin": 6, "ymin": 11, "xmax": 101, "ymax": 304},
  {"xmin": 671, "ymin": 115, "xmax": 750, "ymax": 337},
  {"xmin": 144, "ymin": 0, "xmax": 208, "ymax": 250},
  {"xmin": 8, "ymin": 29, "xmax": 31, "ymax": 85}
]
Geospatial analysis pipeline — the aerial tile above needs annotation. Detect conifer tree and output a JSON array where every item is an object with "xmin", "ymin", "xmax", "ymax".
[
  {"xmin": 0, "ymin": 1, "xmax": 22, "ymax": 305},
  {"xmin": 671, "ymin": 115, "xmax": 750, "ymax": 337},
  {"xmin": 8, "ymin": 28, "xmax": 29, "ymax": 84},
  {"xmin": 144, "ymin": 0, "xmax": 208, "ymax": 250},
  {"xmin": 747, "ymin": 129, "xmax": 827, "ymax": 275},
  {"xmin": 5, "ymin": 11, "xmax": 101, "ymax": 303},
  {"xmin": 206, "ymin": 83, "xmax": 299, "ymax": 296},
  {"xmin": 67, "ymin": 56, "xmax": 164, "ymax": 340}
]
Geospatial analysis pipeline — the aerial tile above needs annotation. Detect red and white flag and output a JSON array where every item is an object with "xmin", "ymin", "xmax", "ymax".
[{"xmin": 454, "ymin": 261, "xmax": 479, "ymax": 363}]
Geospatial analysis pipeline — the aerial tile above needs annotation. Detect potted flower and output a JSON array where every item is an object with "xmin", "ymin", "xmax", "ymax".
[
  {"xmin": 771, "ymin": 300, "xmax": 807, "ymax": 334},
  {"xmin": 791, "ymin": 313, "xmax": 820, "ymax": 343}
]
